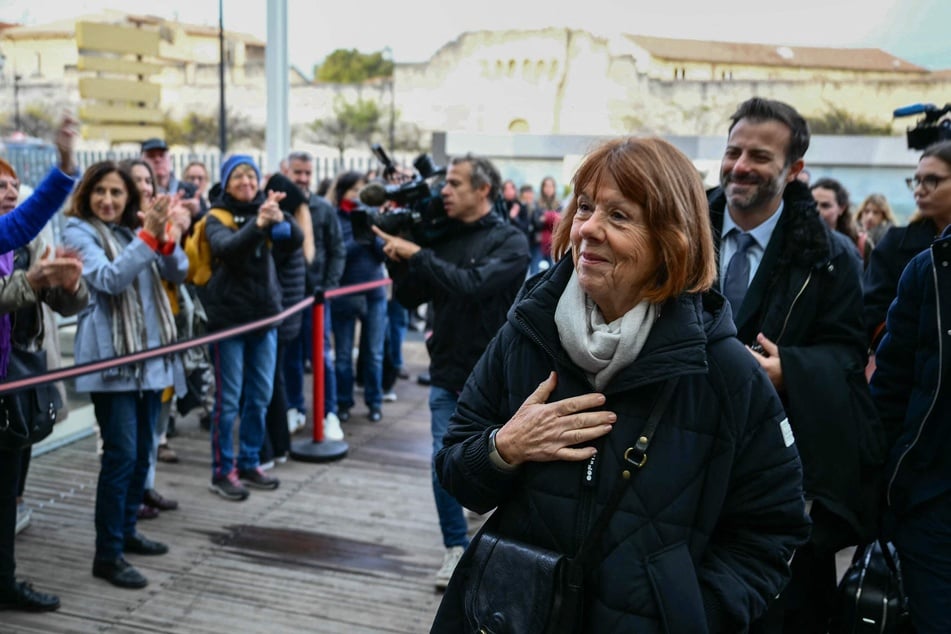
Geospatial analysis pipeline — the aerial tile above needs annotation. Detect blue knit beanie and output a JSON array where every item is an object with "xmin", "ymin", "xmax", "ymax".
[{"xmin": 220, "ymin": 154, "xmax": 261, "ymax": 188}]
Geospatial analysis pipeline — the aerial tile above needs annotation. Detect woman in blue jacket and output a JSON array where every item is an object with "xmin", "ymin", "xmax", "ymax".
[
  {"xmin": 870, "ymin": 139, "xmax": 951, "ymax": 633},
  {"xmin": 0, "ymin": 116, "xmax": 77, "ymax": 253},
  {"xmin": 63, "ymin": 161, "xmax": 187, "ymax": 591}
]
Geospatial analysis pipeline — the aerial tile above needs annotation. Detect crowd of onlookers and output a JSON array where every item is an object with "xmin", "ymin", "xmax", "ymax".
[
  {"xmin": 2, "ymin": 101, "xmax": 950, "ymax": 633},
  {"xmin": 0, "ymin": 121, "xmax": 567, "ymax": 602}
]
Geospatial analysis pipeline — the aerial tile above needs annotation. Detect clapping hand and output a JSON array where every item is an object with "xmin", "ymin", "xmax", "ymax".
[
  {"xmin": 25, "ymin": 245, "xmax": 83, "ymax": 294},
  {"xmin": 256, "ymin": 190, "xmax": 287, "ymax": 229},
  {"xmin": 138, "ymin": 194, "xmax": 173, "ymax": 240},
  {"xmin": 165, "ymin": 191, "xmax": 192, "ymax": 244}
]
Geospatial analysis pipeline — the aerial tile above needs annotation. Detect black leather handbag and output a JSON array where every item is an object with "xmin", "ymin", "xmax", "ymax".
[
  {"xmin": 462, "ymin": 379, "xmax": 678, "ymax": 634},
  {"xmin": 0, "ymin": 347, "xmax": 60, "ymax": 450},
  {"xmin": 830, "ymin": 539, "xmax": 913, "ymax": 634}
]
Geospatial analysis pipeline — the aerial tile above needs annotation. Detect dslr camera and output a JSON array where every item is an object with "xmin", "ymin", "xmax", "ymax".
[
  {"xmin": 350, "ymin": 144, "xmax": 449, "ymax": 246},
  {"xmin": 894, "ymin": 103, "xmax": 951, "ymax": 150}
]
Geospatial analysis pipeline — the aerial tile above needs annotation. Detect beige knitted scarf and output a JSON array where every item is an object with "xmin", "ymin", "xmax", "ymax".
[{"xmin": 555, "ymin": 269, "xmax": 657, "ymax": 391}]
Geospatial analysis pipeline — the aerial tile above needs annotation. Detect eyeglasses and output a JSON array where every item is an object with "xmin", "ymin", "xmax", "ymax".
[
  {"xmin": 906, "ymin": 174, "xmax": 951, "ymax": 193},
  {"xmin": 0, "ymin": 178, "xmax": 20, "ymax": 192}
]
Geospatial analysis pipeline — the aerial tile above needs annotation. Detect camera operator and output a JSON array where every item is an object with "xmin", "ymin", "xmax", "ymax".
[{"xmin": 372, "ymin": 154, "xmax": 529, "ymax": 590}]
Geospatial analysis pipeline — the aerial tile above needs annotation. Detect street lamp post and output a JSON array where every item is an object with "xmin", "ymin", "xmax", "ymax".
[
  {"xmin": 13, "ymin": 73, "xmax": 21, "ymax": 131},
  {"xmin": 383, "ymin": 46, "xmax": 395, "ymax": 150}
]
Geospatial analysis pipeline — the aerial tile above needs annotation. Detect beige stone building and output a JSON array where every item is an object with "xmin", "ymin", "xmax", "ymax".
[
  {"xmin": 395, "ymin": 28, "xmax": 949, "ymax": 137},
  {"xmin": 1, "ymin": 15, "xmax": 948, "ymax": 144}
]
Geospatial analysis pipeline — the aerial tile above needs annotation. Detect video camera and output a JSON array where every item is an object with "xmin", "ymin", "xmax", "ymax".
[
  {"xmin": 894, "ymin": 103, "xmax": 951, "ymax": 150},
  {"xmin": 350, "ymin": 144, "xmax": 449, "ymax": 246}
]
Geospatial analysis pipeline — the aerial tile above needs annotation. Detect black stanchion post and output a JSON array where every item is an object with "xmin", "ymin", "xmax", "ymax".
[{"xmin": 291, "ymin": 288, "xmax": 348, "ymax": 462}]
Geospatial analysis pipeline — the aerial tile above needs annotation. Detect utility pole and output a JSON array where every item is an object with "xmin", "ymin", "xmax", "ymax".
[{"xmin": 218, "ymin": 0, "xmax": 227, "ymax": 154}]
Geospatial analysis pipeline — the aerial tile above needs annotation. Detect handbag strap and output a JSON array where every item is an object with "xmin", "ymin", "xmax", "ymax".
[{"xmin": 569, "ymin": 377, "xmax": 679, "ymax": 573}]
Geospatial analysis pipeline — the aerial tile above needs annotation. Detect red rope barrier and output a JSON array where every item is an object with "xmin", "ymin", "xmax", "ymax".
[{"xmin": 0, "ymin": 278, "xmax": 393, "ymax": 400}]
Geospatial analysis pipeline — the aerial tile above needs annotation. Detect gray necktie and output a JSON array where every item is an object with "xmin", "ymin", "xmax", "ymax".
[{"xmin": 723, "ymin": 232, "xmax": 756, "ymax": 314}]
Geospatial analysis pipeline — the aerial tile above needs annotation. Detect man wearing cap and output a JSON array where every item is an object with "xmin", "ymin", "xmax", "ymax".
[
  {"xmin": 140, "ymin": 138, "xmax": 200, "ymax": 219},
  {"xmin": 202, "ymin": 155, "xmax": 302, "ymax": 501}
]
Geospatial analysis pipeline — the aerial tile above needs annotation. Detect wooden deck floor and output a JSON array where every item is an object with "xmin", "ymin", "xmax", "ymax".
[{"xmin": 6, "ymin": 338, "xmax": 464, "ymax": 633}]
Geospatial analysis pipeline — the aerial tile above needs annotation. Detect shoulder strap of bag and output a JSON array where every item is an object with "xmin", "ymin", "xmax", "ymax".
[{"xmin": 570, "ymin": 376, "xmax": 679, "ymax": 571}]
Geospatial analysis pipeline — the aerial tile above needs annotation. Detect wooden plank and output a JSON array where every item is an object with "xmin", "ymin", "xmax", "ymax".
[
  {"xmin": 78, "ymin": 77, "xmax": 161, "ymax": 103},
  {"xmin": 77, "ymin": 54, "xmax": 164, "ymax": 76},
  {"xmin": 3, "ymin": 337, "xmax": 449, "ymax": 633},
  {"xmin": 76, "ymin": 21, "xmax": 160, "ymax": 57},
  {"xmin": 82, "ymin": 123, "xmax": 166, "ymax": 143},
  {"xmin": 79, "ymin": 103, "xmax": 165, "ymax": 124}
]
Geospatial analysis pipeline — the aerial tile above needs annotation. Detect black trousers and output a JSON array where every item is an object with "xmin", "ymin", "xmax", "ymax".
[
  {"xmin": 262, "ymin": 341, "xmax": 291, "ymax": 462},
  {"xmin": 751, "ymin": 539, "xmax": 838, "ymax": 634},
  {"xmin": 0, "ymin": 447, "xmax": 22, "ymax": 586}
]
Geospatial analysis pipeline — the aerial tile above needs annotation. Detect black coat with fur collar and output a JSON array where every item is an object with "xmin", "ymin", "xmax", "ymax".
[{"xmin": 708, "ymin": 181, "xmax": 886, "ymax": 549}]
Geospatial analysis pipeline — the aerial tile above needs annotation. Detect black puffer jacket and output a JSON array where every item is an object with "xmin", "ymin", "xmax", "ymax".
[
  {"xmin": 433, "ymin": 258, "xmax": 810, "ymax": 633},
  {"xmin": 265, "ymin": 173, "xmax": 307, "ymax": 342},
  {"xmin": 203, "ymin": 192, "xmax": 296, "ymax": 332},
  {"xmin": 863, "ymin": 218, "xmax": 939, "ymax": 346},
  {"xmin": 709, "ymin": 181, "xmax": 885, "ymax": 550},
  {"xmin": 871, "ymin": 228, "xmax": 951, "ymax": 518}
]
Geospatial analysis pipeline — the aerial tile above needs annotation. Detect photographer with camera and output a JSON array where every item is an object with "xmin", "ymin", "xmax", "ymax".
[{"xmin": 372, "ymin": 154, "xmax": 529, "ymax": 589}]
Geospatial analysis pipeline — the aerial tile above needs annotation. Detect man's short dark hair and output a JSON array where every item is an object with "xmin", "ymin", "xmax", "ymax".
[
  {"xmin": 728, "ymin": 98, "xmax": 810, "ymax": 166},
  {"xmin": 450, "ymin": 154, "xmax": 501, "ymax": 200}
]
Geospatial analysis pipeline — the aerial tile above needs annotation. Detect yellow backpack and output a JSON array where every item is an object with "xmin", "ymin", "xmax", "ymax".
[{"xmin": 184, "ymin": 208, "xmax": 237, "ymax": 285}]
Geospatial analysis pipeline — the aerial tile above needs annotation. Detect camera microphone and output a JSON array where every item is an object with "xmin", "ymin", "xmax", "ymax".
[
  {"xmin": 359, "ymin": 182, "xmax": 389, "ymax": 207},
  {"xmin": 893, "ymin": 103, "xmax": 934, "ymax": 118}
]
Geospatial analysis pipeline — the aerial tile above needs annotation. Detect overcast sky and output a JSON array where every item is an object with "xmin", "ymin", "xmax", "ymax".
[{"xmin": 2, "ymin": 0, "xmax": 948, "ymax": 71}]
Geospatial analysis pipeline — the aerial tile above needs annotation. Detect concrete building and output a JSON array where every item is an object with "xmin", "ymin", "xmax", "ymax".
[{"xmin": 0, "ymin": 15, "xmax": 948, "ymax": 150}]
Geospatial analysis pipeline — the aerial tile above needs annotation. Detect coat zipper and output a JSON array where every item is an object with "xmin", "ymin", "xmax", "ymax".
[
  {"xmin": 886, "ymin": 250, "xmax": 944, "ymax": 507},
  {"xmin": 774, "ymin": 271, "xmax": 812, "ymax": 345}
]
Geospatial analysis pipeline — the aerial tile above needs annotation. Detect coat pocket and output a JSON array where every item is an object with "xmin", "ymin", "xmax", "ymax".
[{"xmin": 645, "ymin": 542, "xmax": 709, "ymax": 634}]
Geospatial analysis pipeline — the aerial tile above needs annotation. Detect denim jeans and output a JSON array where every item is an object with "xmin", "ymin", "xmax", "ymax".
[
  {"xmin": 429, "ymin": 386, "xmax": 469, "ymax": 549},
  {"xmin": 285, "ymin": 302, "xmax": 337, "ymax": 418},
  {"xmin": 91, "ymin": 390, "xmax": 161, "ymax": 561},
  {"xmin": 331, "ymin": 293, "xmax": 386, "ymax": 411},
  {"xmin": 387, "ymin": 299, "xmax": 408, "ymax": 372},
  {"xmin": 323, "ymin": 305, "xmax": 337, "ymax": 417},
  {"xmin": 210, "ymin": 328, "xmax": 277, "ymax": 479},
  {"xmin": 894, "ymin": 493, "xmax": 951, "ymax": 633}
]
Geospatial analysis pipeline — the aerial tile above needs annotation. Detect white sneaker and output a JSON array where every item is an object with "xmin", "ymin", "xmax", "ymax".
[
  {"xmin": 287, "ymin": 408, "xmax": 301, "ymax": 434},
  {"xmin": 323, "ymin": 412, "xmax": 344, "ymax": 441},
  {"xmin": 259, "ymin": 460, "xmax": 276, "ymax": 471},
  {"xmin": 435, "ymin": 545, "xmax": 466, "ymax": 590},
  {"xmin": 382, "ymin": 391, "xmax": 397, "ymax": 402},
  {"xmin": 15, "ymin": 504, "xmax": 32, "ymax": 535}
]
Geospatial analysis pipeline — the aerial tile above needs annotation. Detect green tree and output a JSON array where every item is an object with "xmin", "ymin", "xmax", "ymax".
[
  {"xmin": 308, "ymin": 98, "xmax": 383, "ymax": 161},
  {"xmin": 163, "ymin": 109, "xmax": 264, "ymax": 150},
  {"xmin": 807, "ymin": 104, "xmax": 894, "ymax": 136},
  {"xmin": 0, "ymin": 103, "xmax": 58, "ymax": 138},
  {"xmin": 316, "ymin": 49, "xmax": 393, "ymax": 83}
]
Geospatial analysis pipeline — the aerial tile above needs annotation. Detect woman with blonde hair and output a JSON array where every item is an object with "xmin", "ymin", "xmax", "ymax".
[{"xmin": 856, "ymin": 193, "xmax": 896, "ymax": 246}]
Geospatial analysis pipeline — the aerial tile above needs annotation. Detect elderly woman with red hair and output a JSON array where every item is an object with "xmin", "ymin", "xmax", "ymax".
[{"xmin": 433, "ymin": 137, "xmax": 810, "ymax": 632}]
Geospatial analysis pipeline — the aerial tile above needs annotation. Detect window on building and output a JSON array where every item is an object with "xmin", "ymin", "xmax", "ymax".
[{"xmin": 508, "ymin": 118, "xmax": 530, "ymax": 133}]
